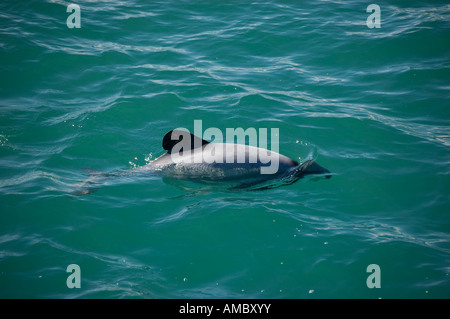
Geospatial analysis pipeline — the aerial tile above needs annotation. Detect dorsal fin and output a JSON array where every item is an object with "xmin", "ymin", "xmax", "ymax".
[{"xmin": 162, "ymin": 130, "xmax": 209, "ymax": 153}]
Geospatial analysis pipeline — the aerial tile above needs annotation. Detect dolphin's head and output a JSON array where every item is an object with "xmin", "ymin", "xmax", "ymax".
[{"xmin": 295, "ymin": 160, "xmax": 331, "ymax": 179}]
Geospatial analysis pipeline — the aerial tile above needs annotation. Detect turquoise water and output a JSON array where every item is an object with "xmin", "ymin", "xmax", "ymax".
[{"xmin": 1, "ymin": 0, "xmax": 449, "ymax": 298}]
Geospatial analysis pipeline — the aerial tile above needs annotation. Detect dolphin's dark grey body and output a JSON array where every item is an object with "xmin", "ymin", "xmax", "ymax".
[{"xmin": 74, "ymin": 130, "xmax": 331, "ymax": 194}]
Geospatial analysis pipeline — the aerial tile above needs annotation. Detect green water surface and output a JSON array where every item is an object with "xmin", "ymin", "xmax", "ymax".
[{"xmin": 0, "ymin": 0, "xmax": 449, "ymax": 298}]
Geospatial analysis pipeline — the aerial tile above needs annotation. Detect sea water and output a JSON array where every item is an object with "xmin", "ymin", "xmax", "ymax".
[{"xmin": 0, "ymin": 0, "xmax": 449, "ymax": 298}]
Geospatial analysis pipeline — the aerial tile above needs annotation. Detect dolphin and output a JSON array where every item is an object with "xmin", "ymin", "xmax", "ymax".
[{"xmin": 73, "ymin": 129, "xmax": 331, "ymax": 194}]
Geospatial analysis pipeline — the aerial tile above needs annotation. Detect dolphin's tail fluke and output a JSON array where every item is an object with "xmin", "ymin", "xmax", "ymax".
[
  {"xmin": 71, "ymin": 186, "xmax": 99, "ymax": 196},
  {"xmin": 296, "ymin": 160, "xmax": 331, "ymax": 178},
  {"xmin": 71, "ymin": 168, "xmax": 108, "ymax": 196}
]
